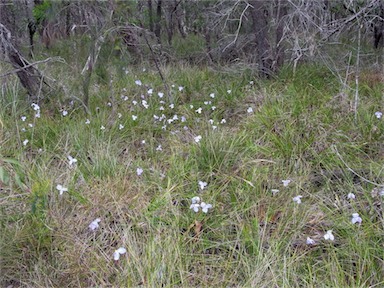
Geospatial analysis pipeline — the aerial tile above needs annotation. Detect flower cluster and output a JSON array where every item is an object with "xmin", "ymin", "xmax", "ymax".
[{"xmin": 190, "ymin": 196, "xmax": 212, "ymax": 213}]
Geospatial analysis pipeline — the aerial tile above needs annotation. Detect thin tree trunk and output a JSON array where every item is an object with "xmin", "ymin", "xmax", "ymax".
[
  {"xmin": 154, "ymin": 0, "xmax": 162, "ymax": 43},
  {"xmin": 148, "ymin": 0, "xmax": 154, "ymax": 32}
]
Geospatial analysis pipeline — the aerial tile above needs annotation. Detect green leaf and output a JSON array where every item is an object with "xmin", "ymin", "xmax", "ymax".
[{"xmin": 0, "ymin": 166, "xmax": 10, "ymax": 185}]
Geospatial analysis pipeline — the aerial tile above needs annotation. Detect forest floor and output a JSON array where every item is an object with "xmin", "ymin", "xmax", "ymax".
[{"xmin": 1, "ymin": 61, "xmax": 383, "ymax": 287}]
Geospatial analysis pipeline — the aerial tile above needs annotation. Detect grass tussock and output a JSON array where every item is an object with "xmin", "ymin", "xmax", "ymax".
[{"xmin": 0, "ymin": 61, "xmax": 383, "ymax": 287}]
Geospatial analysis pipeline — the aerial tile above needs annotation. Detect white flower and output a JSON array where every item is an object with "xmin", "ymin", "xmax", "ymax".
[
  {"xmin": 132, "ymin": 100, "xmax": 138, "ymax": 105},
  {"xmin": 56, "ymin": 184, "xmax": 68, "ymax": 195},
  {"xmin": 156, "ymin": 145, "xmax": 162, "ymax": 151},
  {"xmin": 347, "ymin": 192, "xmax": 356, "ymax": 200},
  {"xmin": 147, "ymin": 88, "xmax": 153, "ymax": 95},
  {"xmin": 293, "ymin": 195, "xmax": 303, "ymax": 204},
  {"xmin": 118, "ymin": 113, "xmax": 122, "ymax": 118},
  {"xmin": 35, "ymin": 111, "xmax": 41, "ymax": 118},
  {"xmin": 204, "ymin": 101, "xmax": 211, "ymax": 105},
  {"xmin": 142, "ymin": 100, "xmax": 149, "ymax": 109},
  {"xmin": 100, "ymin": 125, "xmax": 105, "ymax": 130},
  {"xmin": 249, "ymin": 81, "xmax": 254, "ymax": 85},
  {"xmin": 211, "ymin": 106, "xmax": 216, "ymax": 111},
  {"xmin": 200, "ymin": 202, "xmax": 212, "ymax": 213},
  {"xmin": 194, "ymin": 135, "xmax": 202, "ymax": 143},
  {"xmin": 190, "ymin": 203, "xmax": 200, "ymax": 212},
  {"xmin": 351, "ymin": 213, "xmax": 362, "ymax": 224},
  {"xmin": 132, "ymin": 115, "xmax": 138, "ymax": 121},
  {"xmin": 247, "ymin": 107, "xmax": 253, "ymax": 113},
  {"xmin": 181, "ymin": 116, "xmax": 186, "ymax": 122},
  {"xmin": 195, "ymin": 107, "xmax": 202, "ymax": 114},
  {"xmin": 68, "ymin": 155, "xmax": 77, "ymax": 166},
  {"xmin": 306, "ymin": 237, "xmax": 315, "ymax": 245},
  {"xmin": 113, "ymin": 247, "xmax": 127, "ymax": 261},
  {"xmin": 191, "ymin": 196, "xmax": 200, "ymax": 204},
  {"xmin": 282, "ymin": 179, "xmax": 291, "ymax": 187},
  {"xmin": 85, "ymin": 119, "xmax": 90, "ymax": 124},
  {"xmin": 136, "ymin": 167, "xmax": 143, "ymax": 176},
  {"xmin": 119, "ymin": 124, "xmax": 124, "ymax": 130},
  {"xmin": 198, "ymin": 181, "xmax": 208, "ymax": 190},
  {"xmin": 89, "ymin": 218, "xmax": 101, "ymax": 231},
  {"xmin": 122, "ymin": 96, "xmax": 128, "ymax": 101},
  {"xmin": 323, "ymin": 230, "xmax": 334, "ymax": 241},
  {"xmin": 21, "ymin": 116, "xmax": 26, "ymax": 121},
  {"xmin": 374, "ymin": 111, "xmax": 382, "ymax": 119},
  {"xmin": 158, "ymin": 92, "xmax": 164, "ymax": 98},
  {"xmin": 135, "ymin": 80, "xmax": 142, "ymax": 86},
  {"xmin": 169, "ymin": 103, "xmax": 175, "ymax": 109},
  {"xmin": 23, "ymin": 139, "xmax": 29, "ymax": 146},
  {"xmin": 190, "ymin": 105, "xmax": 194, "ymax": 109},
  {"xmin": 107, "ymin": 102, "xmax": 112, "ymax": 107},
  {"xmin": 210, "ymin": 93, "xmax": 215, "ymax": 98},
  {"xmin": 227, "ymin": 90, "xmax": 231, "ymax": 94},
  {"xmin": 31, "ymin": 103, "xmax": 40, "ymax": 111},
  {"xmin": 178, "ymin": 86, "xmax": 184, "ymax": 92},
  {"xmin": 220, "ymin": 119, "xmax": 226, "ymax": 124},
  {"xmin": 271, "ymin": 189, "xmax": 279, "ymax": 196}
]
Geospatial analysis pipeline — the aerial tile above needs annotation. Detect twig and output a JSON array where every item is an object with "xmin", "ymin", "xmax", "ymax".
[
  {"xmin": 332, "ymin": 145, "xmax": 384, "ymax": 187},
  {"xmin": 0, "ymin": 57, "xmax": 65, "ymax": 78}
]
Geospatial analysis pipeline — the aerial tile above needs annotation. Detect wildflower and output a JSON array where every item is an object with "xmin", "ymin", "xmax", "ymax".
[
  {"xmin": 181, "ymin": 116, "xmax": 186, "ymax": 122},
  {"xmin": 210, "ymin": 93, "xmax": 215, "ymax": 98},
  {"xmin": 247, "ymin": 107, "xmax": 253, "ymax": 113},
  {"xmin": 119, "ymin": 124, "xmax": 124, "ymax": 130},
  {"xmin": 56, "ymin": 184, "xmax": 68, "ymax": 195},
  {"xmin": 227, "ymin": 90, "xmax": 232, "ymax": 94},
  {"xmin": 158, "ymin": 92, "xmax": 164, "ymax": 98},
  {"xmin": 21, "ymin": 116, "xmax": 26, "ymax": 121},
  {"xmin": 135, "ymin": 80, "xmax": 142, "ymax": 86},
  {"xmin": 122, "ymin": 96, "xmax": 128, "ymax": 101},
  {"xmin": 178, "ymin": 86, "xmax": 184, "ymax": 92},
  {"xmin": 293, "ymin": 195, "xmax": 303, "ymax": 204},
  {"xmin": 136, "ymin": 167, "xmax": 143, "ymax": 176},
  {"xmin": 89, "ymin": 218, "xmax": 101, "ymax": 231},
  {"xmin": 249, "ymin": 81, "xmax": 254, "ymax": 85},
  {"xmin": 374, "ymin": 111, "xmax": 382, "ymax": 119},
  {"xmin": 198, "ymin": 181, "xmax": 208, "ymax": 190},
  {"xmin": 132, "ymin": 100, "xmax": 138, "ymax": 105},
  {"xmin": 190, "ymin": 203, "xmax": 200, "ymax": 212},
  {"xmin": 62, "ymin": 110, "xmax": 68, "ymax": 116},
  {"xmin": 204, "ymin": 101, "xmax": 211, "ymax": 105},
  {"xmin": 68, "ymin": 155, "xmax": 77, "ymax": 166},
  {"xmin": 351, "ymin": 213, "xmax": 362, "ymax": 224},
  {"xmin": 282, "ymin": 179, "xmax": 291, "ymax": 187},
  {"xmin": 113, "ymin": 247, "xmax": 127, "ymax": 261},
  {"xmin": 85, "ymin": 119, "xmax": 90, "ymax": 124},
  {"xmin": 323, "ymin": 230, "xmax": 334, "ymax": 241},
  {"xmin": 156, "ymin": 145, "xmax": 162, "ymax": 151},
  {"xmin": 118, "ymin": 113, "xmax": 122, "ymax": 118},
  {"xmin": 220, "ymin": 119, "xmax": 226, "ymax": 124},
  {"xmin": 190, "ymin": 105, "xmax": 194, "ymax": 109},
  {"xmin": 271, "ymin": 189, "xmax": 279, "ymax": 196},
  {"xmin": 191, "ymin": 196, "xmax": 200, "ymax": 204},
  {"xmin": 169, "ymin": 103, "xmax": 175, "ymax": 109},
  {"xmin": 107, "ymin": 102, "xmax": 112, "ymax": 107},
  {"xmin": 142, "ymin": 100, "xmax": 149, "ymax": 109},
  {"xmin": 306, "ymin": 237, "xmax": 315, "ymax": 245},
  {"xmin": 132, "ymin": 115, "xmax": 138, "ymax": 121},
  {"xmin": 31, "ymin": 103, "xmax": 40, "ymax": 111},
  {"xmin": 212, "ymin": 125, "xmax": 217, "ymax": 130},
  {"xmin": 347, "ymin": 192, "xmax": 356, "ymax": 200},
  {"xmin": 211, "ymin": 106, "xmax": 216, "ymax": 111},
  {"xmin": 194, "ymin": 135, "xmax": 202, "ymax": 143},
  {"xmin": 23, "ymin": 139, "xmax": 29, "ymax": 146},
  {"xmin": 100, "ymin": 125, "xmax": 105, "ymax": 130},
  {"xmin": 200, "ymin": 202, "xmax": 212, "ymax": 213},
  {"xmin": 28, "ymin": 123, "xmax": 33, "ymax": 128},
  {"xmin": 195, "ymin": 107, "xmax": 202, "ymax": 114},
  {"xmin": 35, "ymin": 111, "xmax": 41, "ymax": 118},
  {"xmin": 147, "ymin": 88, "xmax": 153, "ymax": 95}
]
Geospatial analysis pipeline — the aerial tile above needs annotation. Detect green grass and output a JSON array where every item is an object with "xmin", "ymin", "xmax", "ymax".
[{"xmin": 0, "ymin": 58, "xmax": 383, "ymax": 287}]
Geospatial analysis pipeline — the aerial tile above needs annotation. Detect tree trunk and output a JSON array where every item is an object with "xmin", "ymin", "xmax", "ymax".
[
  {"xmin": 0, "ymin": 23, "xmax": 49, "ymax": 99},
  {"xmin": 274, "ymin": 0, "xmax": 287, "ymax": 72},
  {"xmin": 250, "ymin": 0, "xmax": 271, "ymax": 77},
  {"xmin": 148, "ymin": 0, "xmax": 154, "ymax": 32},
  {"xmin": 154, "ymin": 0, "xmax": 162, "ymax": 43}
]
